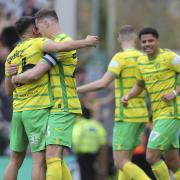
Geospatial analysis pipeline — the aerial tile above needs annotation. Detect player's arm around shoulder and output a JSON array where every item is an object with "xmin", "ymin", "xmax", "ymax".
[
  {"xmin": 42, "ymin": 35, "xmax": 98, "ymax": 53},
  {"xmin": 12, "ymin": 53, "xmax": 57, "ymax": 85}
]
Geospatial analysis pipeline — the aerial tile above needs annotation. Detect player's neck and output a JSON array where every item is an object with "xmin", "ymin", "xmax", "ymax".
[
  {"xmin": 21, "ymin": 33, "xmax": 34, "ymax": 41},
  {"xmin": 147, "ymin": 48, "xmax": 160, "ymax": 59},
  {"xmin": 121, "ymin": 41, "xmax": 136, "ymax": 50},
  {"xmin": 122, "ymin": 44, "xmax": 136, "ymax": 51}
]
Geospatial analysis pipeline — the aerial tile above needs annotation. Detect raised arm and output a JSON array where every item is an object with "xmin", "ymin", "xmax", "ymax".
[
  {"xmin": 11, "ymin": 36, "xmax": 98, "ymax": 84},
  {"xmin": 77, "ymin": 71, "xmax": 115, "ymax": 93},
  {"xmin": 43, "ymin": 35, "xmax": 98, "ymax": 53}
]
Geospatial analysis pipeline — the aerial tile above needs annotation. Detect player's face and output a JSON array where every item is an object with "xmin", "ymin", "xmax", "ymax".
[{"xmin": 140, "ymin": 34, "xmax": 159, "ymax": 56}]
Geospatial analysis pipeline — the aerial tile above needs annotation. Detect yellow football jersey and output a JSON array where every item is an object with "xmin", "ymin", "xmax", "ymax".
[
  {"xmin": 108, "ymin": 48, "xmax": 148, "ymax": 122},
  {"xmin": 5, "ymin": 37, "xmax": 53, "ymax": 111},
  {"xmin": 136, "ymin": 48, "xmax": 180, "ymax": 121},
  {"xmin": 49, "ymin": 34, "xmax": 82, "ymax": 114}
]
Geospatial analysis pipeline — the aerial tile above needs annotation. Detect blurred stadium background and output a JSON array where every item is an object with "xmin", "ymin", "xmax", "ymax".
[{"xmin": 0, "ymin": 0, "xmax": 180, "ymax": 179}]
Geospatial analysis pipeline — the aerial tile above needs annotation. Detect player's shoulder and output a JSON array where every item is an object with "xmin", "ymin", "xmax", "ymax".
[
  {"xmin": 161, "ymin": 48, "xmax": 172, "ymax": 52},
  {"xmin": 30, "ymin": 37, "xmax": 49, "ymax": 43},
  {"xmin": 6, "ymin": 42, "xmax": 24, "ymax": 62},
  {"xmin": 54, "ymin": 33, "xmax": 72, "ymax": 41},
  {"xmin": 160, "ymin": 48, "xmax": 177, "ymax": 59},
  {"xmin": 136, "ymin": 52, "xmax": 147, "ymax": 62},
  {"xmin": 123, "ymin": 49, "xmax": 143, "ymax": 59},
  {"xmin": 112, "ymin": 50, "xmax": 141, "ymax": 62}
]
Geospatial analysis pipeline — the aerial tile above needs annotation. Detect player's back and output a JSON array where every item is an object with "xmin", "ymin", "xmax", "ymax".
[
  {"xmin": 6, "ymin": 38, "xmax": 53, "ymax": 111},
  {"xmin": 49, "ymin": 34, "xmax": 82, "ymax": 114},
  {"xmin": 108, "ymin": 49, "xmax": 148, "ymax": 122}
]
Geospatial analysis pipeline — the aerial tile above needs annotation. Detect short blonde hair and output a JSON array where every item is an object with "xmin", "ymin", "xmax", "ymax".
[{"xmin": 118, "ymin": 25, "xmax": 137, "ymax": 41}]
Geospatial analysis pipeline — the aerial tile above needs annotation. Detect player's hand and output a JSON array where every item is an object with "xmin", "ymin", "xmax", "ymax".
[
  {"xmin": 7, "ymin": 64, "xmax": 18, "ymax": 76},
  {"xmin": 161, "ymin": 91, "xmax": 176, "ymax": 102},
  {"xmin": 121, "ymin": 95, "xmax": 129, "ymax": 106},
  {"xmin": 85, "ymin": 35, "xmax": 98, "ymax": 47}
]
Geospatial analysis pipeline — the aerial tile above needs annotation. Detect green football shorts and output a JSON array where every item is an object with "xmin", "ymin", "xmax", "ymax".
[
  {"xmin": 46, "ymin": 112, "xmax": 76, "ymax": 148},
  {"xmin": 10, "ymin": 109, "xmax": 49, "ymax": 152},
  {"xmin": 147, "ymin": 119, "xmax": 180, "ymax": 151},
  {"xmin": 113, "ymin": 121, "xmax": 145, "ymax": 150}
]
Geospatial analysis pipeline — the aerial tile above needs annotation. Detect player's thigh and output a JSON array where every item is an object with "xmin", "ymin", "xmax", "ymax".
[
  {"xmin": 147, "ymin": 119, "xmax": 180, "ymax": 151},
  {"xmin": 10, "ymin": 111, "xmax": 28, "ymax": 152},
  {"xmin": 22, "ymin": 109, "xmax": 49, "ymax": 152},
  {"xmin": 113, "ymin": 121, "xmax": 145, "ymax": 150},
  {"xmin": 46, "ymin": 112, "xmax": 76, "ymax": 148}
]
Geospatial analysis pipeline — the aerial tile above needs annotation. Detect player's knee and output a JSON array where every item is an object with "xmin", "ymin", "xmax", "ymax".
[
  {"xmin": 113, "ymin": 154, "xmax": 126, "ymax": 170},
  {"xmin": 146, "ymin": 150, "xmax": 160, "ymax": 165},
  {"xmin": 32, "ymin": 151, "xmax": 45, "ymax": 167},
  {"xmin": 114, "ymin": 158, "xmax": 122, "ymax": 170},
  {"xmin": 46, "ymin": 145, "xmax": 63, "ymax": 159},
  {"xmin": 32, "ymin": 157, "xmax": 45, "ymax": 165},
  {"xmin": 9, "ymin": 158, "xmax": 22, "ymax": 169},
  {"xmin": 164, "ymin": 157, "xmax": 180, "ymax": 172},
  {"xmin": 10, "ymin": 152, "xmax": 25, "ymax": 169}
]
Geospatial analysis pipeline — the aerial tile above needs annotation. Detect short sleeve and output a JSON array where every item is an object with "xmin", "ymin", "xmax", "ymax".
[
  {"xmin": 5, "ymin": 60, "xmax": 10, "ymax": 77},
  {"xmin": 107, "ymin": 53, "xmax": 124, "ymax": 76},
  {"xmin": 168, "ymin": 55, "xmax": 180, "ymax": 73},
  {"xmin": 35, "ymin": 37, "xmax": 50, "ymax": 51}
]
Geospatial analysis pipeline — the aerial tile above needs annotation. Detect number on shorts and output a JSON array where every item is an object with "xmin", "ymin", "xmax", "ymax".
[
  {"xmin": 149, "ymin": 131, "xmax": 160, "ymax": 142},
  {"xmin": 46, "ymin": 125, "xmax": 50, "ymax": 137}
]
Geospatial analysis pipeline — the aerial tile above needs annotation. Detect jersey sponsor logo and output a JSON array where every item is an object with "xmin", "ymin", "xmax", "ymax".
[
  {"xmin": 109, "ymin": 60, "xmax": 120, "ymax": 68},
  {"xmin": 144, "ymin": 73, "xmax": 163, "ymax": 81},
  {"xmin": 172, "ymin": 56, "xmax": 180, "ymax": 65}
]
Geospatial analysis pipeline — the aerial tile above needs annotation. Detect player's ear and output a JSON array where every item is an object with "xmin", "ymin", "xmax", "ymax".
[{"xmin": 32, "ymin": 25, "xmax": 40, "ymax": 36}]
